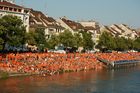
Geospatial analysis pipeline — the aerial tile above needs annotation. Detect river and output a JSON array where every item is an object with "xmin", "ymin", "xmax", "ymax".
[{"xmin": 0, "ymin": 67, "xmax": 140, "ymax": 93}]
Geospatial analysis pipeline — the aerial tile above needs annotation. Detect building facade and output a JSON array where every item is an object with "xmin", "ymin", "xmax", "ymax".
[
  {"xmin": 0, "ymin": 0, "xmax": 14, "ymax": 3},
  {"xmin": 0, "ymin": 0, "xmax": 30, "ymax": 32},
  {"xmin": 79, "ymin": 21, "xmax": 100, "ymax": 45}
]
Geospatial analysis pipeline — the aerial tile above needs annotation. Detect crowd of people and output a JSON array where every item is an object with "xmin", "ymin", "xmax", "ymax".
[
  {"xmin": 96, "ymin": 52, "xmax": 140, "ymax": 62},
  {"xmin": 0, "ymin": 52, "xmax": 140, "ymax": 76}
]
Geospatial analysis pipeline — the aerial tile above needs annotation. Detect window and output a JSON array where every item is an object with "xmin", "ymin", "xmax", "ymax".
[
  {"xmin": 14, "ymin": 8, "xmax": 17, "ymax": 12},
  {"xmin": 4, "ymin": 7, "xmax": 8, "ymax": 10},
  {"xmin": 9, "ymin": 8, "xmax": 13, "ymax": 11},
  {"xmin": 24, "ymin": 17, "xmax": 28, "ymax": 21},
  {"xmin": 49, "ymin": 29, "xmax": 54, "ymax": 31},
  {"xmin": 0, "ymin": 6, "xmax": 3, "ymax": 10},
  {"xmin": 0, "ymin": 14, "xmax": 3, "ymax": 17},
  {"xmin": 24, "ymin": 10, "xmax": 29, "ymax": 14},
  {"xmin": 18, "ymin": 9, "xmax": 21, "ymax": 12}
]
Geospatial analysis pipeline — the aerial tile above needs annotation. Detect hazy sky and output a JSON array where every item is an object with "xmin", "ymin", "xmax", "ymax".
[{"xmin": 15, "ymin": 0, "xmax": 140, "ymax": 28}]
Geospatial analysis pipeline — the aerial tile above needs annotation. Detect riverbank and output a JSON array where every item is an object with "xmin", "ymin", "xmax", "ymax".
[
  {"xmin": 0, "ymin": 71, "xmax": 34, "ymax": 79},
  {"xmin": 0, "ymin": 52, "xmax": 140, "ymax": 78}
]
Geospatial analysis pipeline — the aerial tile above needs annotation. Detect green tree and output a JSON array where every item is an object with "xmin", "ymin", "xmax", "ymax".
[
  {"xmin": 115, "ymin": 37, "xmax": 132, "ymax": 51},
  {"xmin": 26, "ymin": 28, "xmax": 48, "ymax": 51},
  {"xmin": 81, "ymin": 31, "xmax": 94, "ymax": 50},
  {"xmin": 0, "ymin": 26, "xmax": 5, "ymax": 50},
  {"xmin": 115, "ymin": 37, "xmax": 126, "ymax": 51},
  {"xmin": 0, "ymin": 15, "xmax": 26, "ymax": 51},
  {"xmin": 26, "ymin": 31, "xmax": 37, "ymax": 45},
  {"xmin": 126, "ymin": 38, "xmax": 134, "ymax": 50},
  {"xmin": 134, "ymin": 37, "xmax": 140, "ymax": 51},
  {"xmin": 59, "ymin": 30, "xmax": 75, "ymax": 48},
  {"xmin": 35, "ymin": 28, "xmax": 48, "ymax": 51},
  {"xmin": 47, "ymin": 34, "xmax": 59, "ymax": 49},
  {"xmin": 73, "ymin": 33, "xmax": 83, "ymax": 48},
  {"xmin": 96, "ymin": 31, "xmax": 115, "ymax": 51}
]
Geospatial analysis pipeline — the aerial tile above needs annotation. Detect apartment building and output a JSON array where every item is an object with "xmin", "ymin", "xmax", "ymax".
[
  {"xmin": 29, "ymin": 9, "xmax": 64, "ymax": 39},
  {"xmin": 100, "ymin": 24, "xmax": 138, "ymax": 39},
  {"xmin": 79, "ymin": 21, "xmax": 100, "ymax": 44},
  {"xmin": 0, "ymin": 0, "xmax": 30, "ymax": 32},
  {"xmin": 57, "ymin": 17, "xmax": 84, "ymax": 34}
]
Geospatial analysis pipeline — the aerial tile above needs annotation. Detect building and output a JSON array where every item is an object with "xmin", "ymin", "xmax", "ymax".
[
  {"xmin": 100, "ymin": 24, "xmax": 139, "ymax": 39},
  {"xmin": 0, "ymin": 0, "xmax": 14, "ymax": 3},
  {"xmin": 29, "ymin": 9, "xmax": 64, "ymax": 39},
  {"xmin": 57, "ymin": 17, "xmax": 84, "ymax": 34},
  {"xmin": 0, "ymin": 0, "xmax": 30, "ymax": 32},
  {"xmin": 79, "ymin": 21, "xmax": 100, "ymax": 44}
]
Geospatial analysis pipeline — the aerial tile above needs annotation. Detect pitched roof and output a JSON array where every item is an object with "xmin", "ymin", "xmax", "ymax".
[
  {"xmin": 84, "ymin": 26, "xmax": 95, "ymax": 31},
  {"xmin": 113, "ymin": 24, "xmax": 125, "ymax": 33},
  {"xmin": 61, "ymin": 18, "xmax": 84, "ymax": 30},
  {"xmin": 30, "ymin": 9, "xmax": 63, "ymax": 29},
  {"xmin": 104, "ymin": 26, "xmax": 121, "ymax": 36},
  {"xmin": 0, "ymin": 1, "xmax": 23, "ymax": 8}
]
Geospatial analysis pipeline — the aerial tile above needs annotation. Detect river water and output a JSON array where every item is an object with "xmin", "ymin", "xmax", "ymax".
[{"xmin": 0, "ymin": 67, "xmax": 140, "ymax": 93}]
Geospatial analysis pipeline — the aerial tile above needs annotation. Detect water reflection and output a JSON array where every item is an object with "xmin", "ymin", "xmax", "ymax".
[{"xmin": 0, "ymin": 67, "xmax": 140, "ymax": 93}]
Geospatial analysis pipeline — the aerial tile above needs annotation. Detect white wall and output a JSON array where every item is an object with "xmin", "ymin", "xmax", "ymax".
[{"xmin": 0, "ymin": 9, "xmax": 30, "ymax": 32}]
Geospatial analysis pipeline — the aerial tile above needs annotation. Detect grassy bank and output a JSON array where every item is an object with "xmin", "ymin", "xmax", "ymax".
[
  {"xmin": 0, "ymin": 71, "xmax": 9, "ymax": 79},
  {"xmin": 0, "ymin": 71, "xmax": 37, "ymax": 79}
]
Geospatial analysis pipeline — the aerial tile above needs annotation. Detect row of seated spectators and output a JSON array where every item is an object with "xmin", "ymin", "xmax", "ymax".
[
  {"xmin": 96, "ymin": 52, "xmax": 140, "ymax": 63},
  {"xmin": 0, "ymin": 52, "xmax": 140, "ymax": 75},
  {"xmin": 0, "ymin": 53, "xmax": 102, "ymax": 75}
]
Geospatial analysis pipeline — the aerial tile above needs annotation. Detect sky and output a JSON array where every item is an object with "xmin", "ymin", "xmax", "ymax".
[{"xmin": 15, "ymin": 0, "xmax": 140, "ymax": 28}]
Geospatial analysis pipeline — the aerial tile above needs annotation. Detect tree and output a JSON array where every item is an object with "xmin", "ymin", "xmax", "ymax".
[
  {"xmin": 73, "ymin": 33, "xmax": 83, "ymax": 48},
  {"xmin": 34, "ymin": 28, "xmax": 48, "ymax": 51},
  {"xmin": 0, "ymin": 15, "xmax": 26, "ymax": 51},
  {"xmin": 134, "ymin": 37, "xmax": 140, "ymax": 51},
  {"xmin": 126, "ymin": 38, "xmax": 134, "ymax": 50},
  {"xmin": 26, "ymin": 31, "xmax": 37, "ymax": 45},
  {"xmin": 26, "ymin": 28, "xmax": 48, "ymax": 51},
  {"xmin": 47, "ymin": 35, "xmax": 59, "ymax": 49},
  {"xmin": 81, "ymin": 31, "xmax": 94, "ymax": 50},
  {"xmin": 96, "ymin": 31, "xmax": 117, "ymax": 51},
  {"xmin": 0, "ymin": 26, "xmax": 5, "ymax": 50},
  {"xmin": 59, "ymin": 30, "xmax": 75, "ymax": 48},
  {"xmin": 115, "ymin": 37, "xmax": 127, "ymax": 51}
]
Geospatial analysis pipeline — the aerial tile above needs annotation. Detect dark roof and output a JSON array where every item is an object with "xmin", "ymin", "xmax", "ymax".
[
  {"xmin": 113, "ymin": 24, "xmax": 125, "ymax": 33},
  {"xmin": 61, "ymin": 18, "xmax": 84, "ymax": 30},
  {"xmin": 104, "ymin": 26, "xmax": 117, "ymax": 35},
  {"xmin": 0, "ymin": 1, "xmax": 23, "ymax": 8},
  {"xmin": 84, "ymin": 26, "xmax": 95, "ymax": 31},
  {"xmin": 110, "ymin": 27, "xmax": 121, "ymax": 35},
  {"xmin": 47, "ymin": 17, "xmax": 56, "ymax": 22},
  {"xmin": 30, "ymin": 24, "xmax": 46, "ymax": 28},
  {"xmin": 121, "ymin": 24, "xmax": 132, "ymax": 31},
  {"xmin": 30, "ymin": 9, "xmax": 63, "ymax": 29}
]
